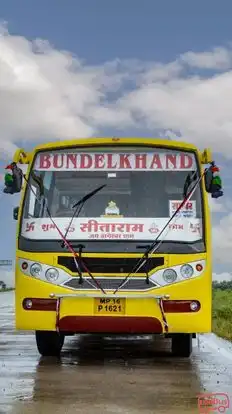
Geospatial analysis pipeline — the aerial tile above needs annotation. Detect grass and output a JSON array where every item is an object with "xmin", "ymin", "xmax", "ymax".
[{"xmin": 212, "ymin": 288, "xmax": 232, "ymax": 341}]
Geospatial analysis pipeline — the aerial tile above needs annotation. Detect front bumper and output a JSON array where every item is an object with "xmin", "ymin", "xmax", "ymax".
[{"xmin": 22, "ymin": 293, "xmax": 202, "ymax": 334}]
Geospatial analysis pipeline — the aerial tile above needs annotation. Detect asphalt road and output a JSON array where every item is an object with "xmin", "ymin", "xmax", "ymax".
[{"xmin": 0, "ymin": 291, "xmax": 232, "ymax": 414}]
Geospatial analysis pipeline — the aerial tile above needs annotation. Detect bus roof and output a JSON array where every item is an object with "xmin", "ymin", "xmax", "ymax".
[
  {"xmin": 14, "ymin": 138, "xmax": 212, "ymax": 165},
  {"xmin": 33, "ymin": 137, "xmax": 199, "ymax": 152}
]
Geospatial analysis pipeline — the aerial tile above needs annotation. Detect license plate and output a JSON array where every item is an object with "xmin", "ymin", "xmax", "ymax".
[{"xmin": 94, "ymin": 297, "xmax": 125, "ymax": 315}]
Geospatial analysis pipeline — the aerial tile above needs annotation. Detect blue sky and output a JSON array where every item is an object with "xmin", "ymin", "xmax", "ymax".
[
  {"xmin": 0, "ymin": 0, "xmax": 232, "ymax": 279},
  {"xmin": 2, "ymin": 0, "xmax": 232, "ymax": 63}
]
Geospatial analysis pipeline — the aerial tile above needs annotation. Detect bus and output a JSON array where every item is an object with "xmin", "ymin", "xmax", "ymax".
[{"xmin": 3, "ymin": 137, "xmax": 223, "ymax": 357}]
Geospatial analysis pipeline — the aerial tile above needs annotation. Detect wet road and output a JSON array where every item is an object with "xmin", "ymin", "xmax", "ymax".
[{"xmin": 0, "ymin": 291, "xmax": 232, "ymax": 414}]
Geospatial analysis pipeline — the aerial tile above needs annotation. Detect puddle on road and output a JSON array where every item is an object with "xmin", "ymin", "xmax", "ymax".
[{"xmin": 1, "ymin": 333, "xmax": 231, "ymax": 414}]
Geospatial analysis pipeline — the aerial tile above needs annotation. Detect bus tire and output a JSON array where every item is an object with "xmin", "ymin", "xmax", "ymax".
[
  {"xmin": 171, "ymin": 334, "xmax": 192, "ymax": 357},
  {"xmin": 35, "ymin": 330, "xmax": 65, "ymax": 356}
]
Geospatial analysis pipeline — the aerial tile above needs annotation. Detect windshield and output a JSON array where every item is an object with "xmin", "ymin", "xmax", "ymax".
[{"xmin": 20, "ymin": 147, "xmax": 204, "ymax": 251}]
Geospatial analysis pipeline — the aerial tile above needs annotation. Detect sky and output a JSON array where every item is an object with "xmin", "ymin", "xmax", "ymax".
[{"xmin": 0, "ymin": 0, "xmax": 232, "ymax": 283}]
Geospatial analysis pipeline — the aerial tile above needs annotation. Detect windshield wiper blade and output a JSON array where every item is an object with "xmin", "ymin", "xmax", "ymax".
[
  {"xmin": 72, "ymin": 184, "xmax": 106, "ymax": 209},
  {"xmin": 61, "ymin": 184, "xmax": 106, "ymax": 284},
  {"xmin": 24, "ymin": 173, "xmax": 107, "ymax": 293},
  {"xmin": 62, "ymin": 184, "xmax": 106, "ymax": 245},
  {"xmin": 183, "ymin": 170, "xmax": 198, "ymax": 198},
  {"xmin": 113, "ymin": 167, "xmax": 209, "ymax": 294}
]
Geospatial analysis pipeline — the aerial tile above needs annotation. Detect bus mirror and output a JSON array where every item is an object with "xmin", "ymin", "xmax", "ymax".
[
  {"xmin": 205, "ymin": 163, "xmax": 223, "ymax": 198},
  {"xmin": 201, "ymin": 148, "xmax": 212, "ymax": 164},
  {"xmin": 3, "ymin": 163, "xmax": 23, "ymax": 194},
  {"xmin": 13, "ymin": 207, "xmax": 19, "ymax": 220},
  {"xmin": 204, "ymin": 169, "xmax": 213, "ymax": 192}
]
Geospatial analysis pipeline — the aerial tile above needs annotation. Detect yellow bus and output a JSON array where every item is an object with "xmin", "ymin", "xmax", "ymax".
[{"xmin": 3, "ymin": 138, "xmax": 223, "ymax": 357}]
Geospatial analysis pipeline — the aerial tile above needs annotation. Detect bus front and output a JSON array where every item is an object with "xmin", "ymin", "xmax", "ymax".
[{"xmin": 13, "ymin": 139, "xmax": 217, "ymax": 357}]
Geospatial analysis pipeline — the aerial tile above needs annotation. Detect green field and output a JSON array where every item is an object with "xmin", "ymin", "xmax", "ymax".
[{"xmin": 212, "ymin": 288, "xmax": 232, "ymax": 340}]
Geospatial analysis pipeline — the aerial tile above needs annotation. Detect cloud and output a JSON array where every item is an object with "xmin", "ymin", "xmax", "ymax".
[
  {"xmin": 115, "ymin": 72, "xmax": 232, "ymax": 156},
  {"xmin": 208, "ymin": 196, "xmax": 227, "ymax": 213},
  {"xmin": 2, "ymin": 23, "xmax": 232, "ymax": 280},
  {"xmin": 180, "ymin": 47, "xmax": 232, "ymax": 70},
  {"xmin": 0, "ymin": 26, "xmax": 121, "ymax": 159},
  {"xmin": 213, "ymin": 272, "xmax": 232, "ymax": 282},
  {"xmin": 93, "ymin": 51, "xmax": 232, "ymax": 160},
  {"xmin": 212, "ymin": 212, "xmax": 232, "ymax": 265},
  {"xmin": 1, "ymin": 24, "xmax": 232, "ymax": 163},
  {"xmin": 208, "ymin": 195, "xmax": 231, "ymax": 268}
]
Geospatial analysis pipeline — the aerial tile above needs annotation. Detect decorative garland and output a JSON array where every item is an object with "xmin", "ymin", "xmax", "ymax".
[
  {"xmin": 210, "ymin": 163, "xmax": 223, "ymax": 199},
  {"xmin": 3, "ymin": 162, "xmax": 23, "ymax": 194}
]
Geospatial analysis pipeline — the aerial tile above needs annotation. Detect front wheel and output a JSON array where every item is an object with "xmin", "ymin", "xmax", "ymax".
[
  {"xmin": 35, "ymin": 330, "xmax": 65, "ymax": 356},
  {"xmin": 171, "ymin": 334, "xmax": 192, "ymax": 357}
]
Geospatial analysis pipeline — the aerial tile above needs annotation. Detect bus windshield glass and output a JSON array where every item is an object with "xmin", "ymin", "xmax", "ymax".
[{"xmin": 21, "ymin": 147, "xmax": 203, "ymax": 244}]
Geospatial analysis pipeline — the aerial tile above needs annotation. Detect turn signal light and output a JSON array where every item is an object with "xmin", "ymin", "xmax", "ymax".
[
  {"xmin": 22, "ymin": 298, "xmax": 57, "ymax": 311},
  {"xmin": 163, "ymin": 300, "xmax": 201, "ymax": 313},
  {"xmin": 24, "ymin": 299, "xmax": 33, "ymax": 309},
  {"xmin": 21, "ymin": 262, "xmax": 28, "ymax": 270},
  {"xmin": 196, "ymin": 263, "xmax": 203, "ymax": 272}
]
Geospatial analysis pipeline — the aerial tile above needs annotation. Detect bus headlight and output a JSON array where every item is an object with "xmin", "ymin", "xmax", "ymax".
[
  {"xmin": 180, "ymin": 264, "xmax": 194, "ymax": 279},
  {"xmin": 163, "ymin": 269, "xmax": 177, "ymax": 283},
  {"xmin": 30, "ymin": 263, "xmax": 42, "ymax": 277},
  {"xmin": 45, "ymin": 268, "xmax": 59, "ymax": 282}
]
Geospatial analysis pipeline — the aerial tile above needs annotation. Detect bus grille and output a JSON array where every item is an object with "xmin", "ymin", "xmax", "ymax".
[
  {"xmin": 63, "ymin": 277, "xmax": 158, "ymax": 290},
  {"xmin": 57, "ymin": 256, "xmax": 164, "ymax": 274}
]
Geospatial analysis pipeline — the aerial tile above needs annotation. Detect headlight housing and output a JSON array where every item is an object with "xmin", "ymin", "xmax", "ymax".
[
  {"xmin": 163, "ymin": 269, "xmax": 177, "ymax": 283},
  {"xmin": 180, "ymin": 264, "xmax": 194, "ymax": 279},
  {"xmin": 45, "ymin": 268, "xmax": 59, "ymax": 282},
  {"xmin": 30, "ymin": 263, "xmax": 42, "ymax": 277}
]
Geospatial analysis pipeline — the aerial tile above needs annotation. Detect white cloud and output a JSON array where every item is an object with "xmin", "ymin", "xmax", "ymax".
[
  {"xmin": 0, "ymin": 26, "xmax": 118, "ymax": 159},
  {"xmin": 212, "ymin": 212, "xmax": 232, "ymax": 265},
  {"xmin": 213, "ymin": 272, "xmax": 232, "ymax": 282},
  {"xmin": 138, "ymin": 61, "xmax": 183, "ymax": 83},
  {"xmin": 115, "ymin": 72, "xmax": 232, "ymax": 156},
  {"xmin": 208, "ymin": 196, "xmax": 227, "ymax": 213},
  {"xmin": 2, "ymin": 23, "xmax": 232, "ymax": 283},
  {"xmin": 1, "ymin": 25, "xmax": 232, "ymax": 162},
  {"xmin": 180, "ymin": 47, "xmax": 232, "ymax": 70},
  {"xmin": 1, "ymin": 25, "xmax": 232, "ymax": 267}
]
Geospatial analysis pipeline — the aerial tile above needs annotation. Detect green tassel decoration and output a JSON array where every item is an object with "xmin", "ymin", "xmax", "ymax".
[
  {"xmin": 211, "ymin": 164, "xmax": 223, "ymax": 198},
  {"xmin": 4, "ymin": 173, "xmax": 13, "ymax": 185},
  {"xmin": 212, "ymin": 175, "xmax": 221, "ymax": 187}
]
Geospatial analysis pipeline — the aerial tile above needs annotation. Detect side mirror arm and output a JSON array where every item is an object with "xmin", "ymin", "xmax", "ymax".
[
  {"xmin": 3, "ymin": 163, "xmax": 23, "ymax": 194},
  {"xmin": 205, "ymin": 162, "xmax": 224, "ymax": 199}
]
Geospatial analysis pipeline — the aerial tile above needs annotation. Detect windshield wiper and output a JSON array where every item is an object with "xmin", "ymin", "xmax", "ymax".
[
  {"xmin": 183, "ymin": 170, "xmax": 198, "ymax": 198},
  {"xmin": 60, "ymin": 184, "xmax": 106, "ymax": 284},
  {"xmin": 61, "ymin": 184, "xmax": 106, "ymax": 247},
  {"xmin": 23, "ymin": 174, "xmax": 107, "ymax": 293},
  {"xmin": 113, "ymin": 167, "xmax": 208, "ymax": 294}
]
